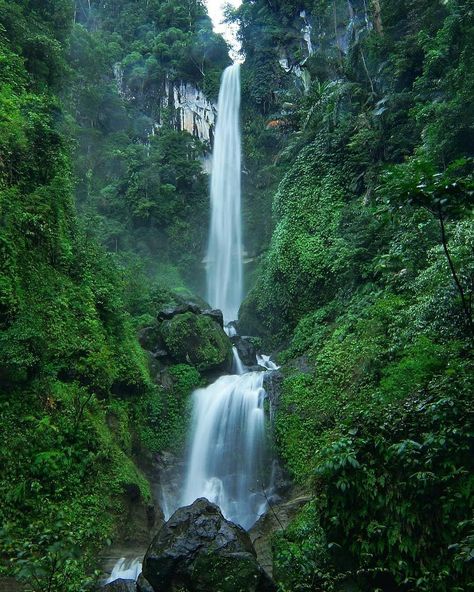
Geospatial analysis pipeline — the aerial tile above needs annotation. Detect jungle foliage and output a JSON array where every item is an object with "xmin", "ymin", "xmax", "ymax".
[
  {"xmin": 0, "ymin": 1, "xmax": 221, "ymax": 589},
  {"xmin": 234, "ymin": 0, "xmax": 474, "ymax": 590},
  {"xmin": 0, "ymin": 0, "xmax": 473, "ymax": 591},
  {"xmin": 69, "ymin": 0, "xmax": 229, "ymax": 292}
]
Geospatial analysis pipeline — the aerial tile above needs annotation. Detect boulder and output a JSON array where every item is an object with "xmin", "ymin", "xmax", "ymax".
[
  {"xmin": 160, "ymin": 312, "xmax": 232, "ymax": 373},
  {"xmin": 231, "ymin": 335, "xmax": 257, "ymax": 367},
  {"xmin": 102, "ymin": 579, "xmax": 136, "ymax": 592},
  {"xmin": 202, "ymin": 308, "xmax": 224, "ymax": 328},
  {"xmin": 138, "ymin": 326, "xmax": 162, "ymax": 352},
  {"xmin": 157, "ymin": 302, "xmax": 201, "ymax": 322},
  {"xmin": 143, "ymin": 498, "xmax": 276, "ymax": 592}
]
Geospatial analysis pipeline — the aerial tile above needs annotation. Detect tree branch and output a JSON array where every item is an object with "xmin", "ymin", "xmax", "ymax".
[{"xmin": 437, "ymin": 204, "xmax": 473, "ymax": 337}]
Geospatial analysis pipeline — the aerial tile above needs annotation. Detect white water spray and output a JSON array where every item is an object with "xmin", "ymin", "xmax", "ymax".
[
  {"xmin": 181, "ymin": 372, "xmax": 268, "ymax": 529},
  {"xmin": 105, "ymin": 557, "xmax": 141, "ymax": 584},
  {"xmin": 206, "ymin": 63, "xmax": 242, "ymax": 323}
]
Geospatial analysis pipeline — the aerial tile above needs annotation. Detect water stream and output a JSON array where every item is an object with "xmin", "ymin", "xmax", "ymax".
[
  {"xmin": 206, "ymin": 63, "xmax": 242, "ymax": 323},
  {"xmin": 181, "ymin": 370, "xmax": 268, "ymax": 529}
]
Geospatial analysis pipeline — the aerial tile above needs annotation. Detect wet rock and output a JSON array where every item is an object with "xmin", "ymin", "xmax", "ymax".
[
  {"xmin": 143, "ymin": 498, "xmax": 276, "ymax": 592},
  {"xmin": 160, "ymin": 312, "xmax": 232, "ymax": 373},
  {"xmin": 269, "ymin": 461, "xmax": 293, "ymax": 498},
  {"xmin": 102, "ymin": 579, "xmax": 136, "ymax": 592},
  {"xmin": 136, "ymin": 574, "xmax": 154, "ymax": 592},
  {"xmin": 154, "ymin": 450, "xmax": 186, "ymax": 522},
  {"xmin": 227, "ymin": 320, "xmax": 238, "ymax": 335},
  {"xmin": 231, "ymin": 335, "xmax": 257, "ymax": 366},
  {"xmin": 249, "ymin": 493, "xmax": 312, "ymax": 578},
  {"xmin": 247, "ymin": 364, "xmax": 266, "ymax": 373},
  {"xmin": 157, "ymin": 302, "xmax": 201, "ymax": 322},
  {"xmin": 263, "ymin": 371, "xmax": 284, "ymax": 422}
]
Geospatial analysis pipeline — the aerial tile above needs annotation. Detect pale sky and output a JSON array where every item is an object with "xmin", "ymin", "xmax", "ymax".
[{"xmin": 205, "ymin": 0, "xmax": 242, "ymax": 60}]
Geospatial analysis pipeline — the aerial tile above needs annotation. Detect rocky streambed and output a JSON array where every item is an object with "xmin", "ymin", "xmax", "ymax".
[
  {"xmin": 102, "ymin": 498, "xmax": 277, "ymax": 592},
  {"xmin": 100, "ymin": 299, "xmax": 298, "ymax": 592}
]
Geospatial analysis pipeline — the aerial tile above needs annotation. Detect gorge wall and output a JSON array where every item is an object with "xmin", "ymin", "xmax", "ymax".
[{"xmin": 70, "ymin": 0, "xmax": 229, "ymax": 292}]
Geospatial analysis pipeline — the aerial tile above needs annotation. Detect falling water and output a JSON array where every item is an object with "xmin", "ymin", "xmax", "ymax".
[
  {"xmin": 105, "ymin": 557, "xmax": 141, "ymax": 584},
  {"xmin": 176, "ymin": 63, "xmax": 272, "ymax": 531},
  {"xmin": 231, "ymin": 346, "xmax": 245, "ymax": 375},
  {"xmin": 106, "ymin": 62, "xmax": 270, "ymax": 587},
  {"xmin": 181, "ymin": 372, "xmax": 268, "ymax": 529},
  {"xmin": 206, "ymin": 63, "xmax": 242, "ymax": 323}
]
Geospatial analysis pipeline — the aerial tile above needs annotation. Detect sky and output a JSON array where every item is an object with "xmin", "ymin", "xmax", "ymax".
[{"xmin": 205, "ymin": 0, "xmax": 242, "ymax": 60}]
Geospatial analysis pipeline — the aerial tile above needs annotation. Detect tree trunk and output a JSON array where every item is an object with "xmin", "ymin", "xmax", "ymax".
[
  {"xmin": 372, "ymin": 0, "xmax": 383, "ymax": 35},
  {"xmin": 437, "ymin": 205, "xmax": 473, "ymax": 338}
]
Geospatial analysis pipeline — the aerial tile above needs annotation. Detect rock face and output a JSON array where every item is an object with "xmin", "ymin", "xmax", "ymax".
[
  {"xmin": 160, "ymin": 312, "xmax": 231, "ymax": 373},
  {"xmin": 136, "ymin": 574, "xmax": 154, "ymax": 592},
  {"xmin": 102, "ymin": 579, "xmax": 136, "ymax": 592},
  {"xmin": 249, "ymin": 493, "xmax": 312, "ymax": 578},
  {"xmin": 230, "ymin": 335, "xmax": 257, "ymax": 367},
  {"xmin": 262, "ymin": 371, "xmax": 284, "ymax": 423},
  {"xmin": 142, "ymin": 498, "xmax": 276, "ymax": 592}
]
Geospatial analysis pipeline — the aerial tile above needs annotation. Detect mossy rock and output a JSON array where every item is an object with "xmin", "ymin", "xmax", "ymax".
[{"xmin": 160, "ymin": 312, "xmax": 232, "ymax": 372}]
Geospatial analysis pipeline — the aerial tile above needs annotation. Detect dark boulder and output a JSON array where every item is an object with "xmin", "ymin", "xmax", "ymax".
[
  {"xmin": 102, "ymin": 579, "xmax": 136, "ymax": 592},
  {"xmin": 231, "ymin": 335, "xmax": 257, "ymax": 367},
  {"xmin": 143, "ymin": 498, "xmax": 276, "ymax": 592},
  {"xmin": 136, "ymin": 574, "xmax": 154, "ymax": 592},
  {"xmin": 157, "ymin": 302, "xmax": 201, "ymax": 322}
]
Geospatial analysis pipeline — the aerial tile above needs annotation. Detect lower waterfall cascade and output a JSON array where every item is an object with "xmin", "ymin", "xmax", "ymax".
[{"xmin": 179, "ymin": 363, "xmax": 270, "ymax": 530}]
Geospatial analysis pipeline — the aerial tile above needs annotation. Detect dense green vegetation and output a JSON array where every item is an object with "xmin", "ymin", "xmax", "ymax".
[
  {"xmin": 69, "ymin": 0, "xmax": 229, "ymax": 291},
  {"xmin": 235, "ymin": 0, "xmax": 474, "ymax": 590},
  {"xmin": 0, "ymin": 1, "xmax": 226, "ymax": 589},
  {"xmin": 1, "ymin": 0, "xmax": 473, "ymax": 591}
]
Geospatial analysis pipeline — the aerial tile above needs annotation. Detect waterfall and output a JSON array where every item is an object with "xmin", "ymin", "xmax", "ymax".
[
  {"xmin": 105, "ymin": 557, "xmax": 141, "ymax": 584},
  {"xmin": 206, "ymin": 63, "xmax": 242, "ymax": 324},
  {"xmin": 177, "ymin": 63, "xmax": 272, "ymax": 531},
  {"xmin": 181, "ymin": 372, "xmax": 268, "ymax": 530},
  {"xmin": 106, "ymin": 62, "xmax": 272, "ymax": 587}
]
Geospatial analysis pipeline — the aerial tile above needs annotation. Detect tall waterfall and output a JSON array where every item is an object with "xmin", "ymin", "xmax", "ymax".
[
  {"xmin": 206, "ymin": 63, "xmax": 242, "ymax": 323},
  {"xmin": 107, "ymin": 63, "xmax": 272, "ymax": 586},
  {"xmin": 178, "ymin": 63, "xmax": 271, "ymax": 531}
]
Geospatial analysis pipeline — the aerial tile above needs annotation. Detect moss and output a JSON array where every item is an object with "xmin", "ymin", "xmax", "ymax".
[
  {"xmin": 272, "ymin": 502, "xmax": 329, "ymax": 592},
  {"xmin": 191, "ymin": 553, "xmax": 265, "ymax": 592},
  {"xmin": 134, "ymin": 364, "xmax": 201, "ymax": 454},
  {"xmin": 0, "ymin": 378, "xmax": 152, "ymax": 589},
  {"xmin": 160, "ymin": 312, "xmax": 232, "ymax": 372},
  {"xmin": 239, "ymin": 139, "xmax": 353, "ymax": 341}
]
